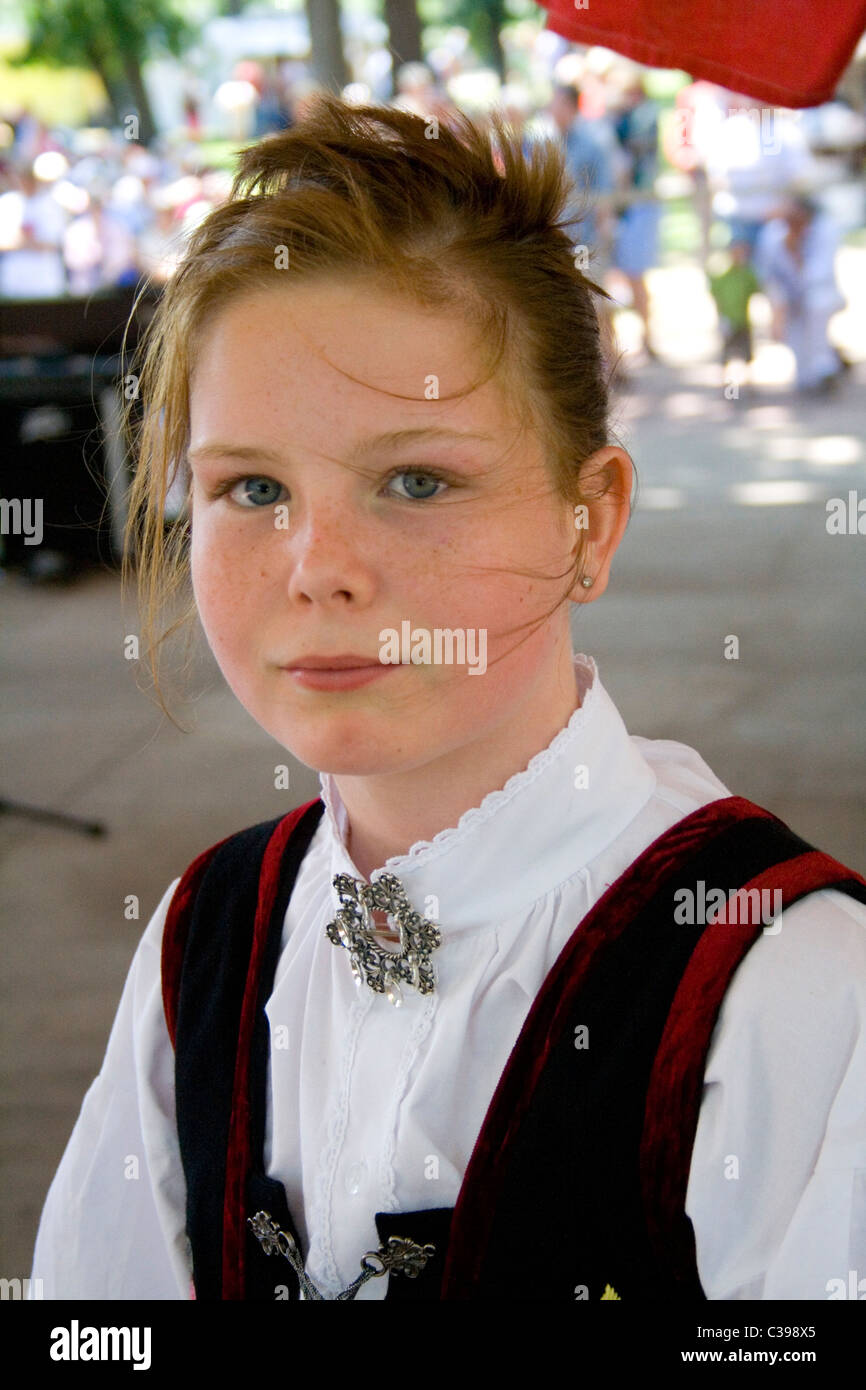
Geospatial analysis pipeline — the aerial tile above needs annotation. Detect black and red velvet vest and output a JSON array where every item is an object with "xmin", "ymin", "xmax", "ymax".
[{"xmin": 161, "ymin": 795, "xmax": 866, "ymax": 1301}]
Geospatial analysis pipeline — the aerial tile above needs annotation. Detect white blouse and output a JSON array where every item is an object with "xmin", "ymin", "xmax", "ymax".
[{"xmin": 31, "ymin": 653, "xmax": 866, "ymax": 1301}]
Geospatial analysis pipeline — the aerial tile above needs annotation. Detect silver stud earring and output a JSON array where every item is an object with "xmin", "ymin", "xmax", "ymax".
[{"xmin": 580, "ymin": 576, "xmax": 594, "ymax": 589}]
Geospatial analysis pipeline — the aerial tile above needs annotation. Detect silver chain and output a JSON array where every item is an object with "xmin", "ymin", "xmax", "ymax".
[{"xmin": 248, "ymin": 1210, "xmax": 436, "ymax": 1301}]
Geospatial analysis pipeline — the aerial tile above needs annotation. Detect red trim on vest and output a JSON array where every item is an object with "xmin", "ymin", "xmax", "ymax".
[
  {"xmin": 161, "ymin": 837, "xmax": 234, "ymax": 1049},
  {"xmin": 440, "ymin": 795, "xmax": 775, "ymax": 1298},
  {"xmin": 641, "ymin": 848, "xmax": 866, "ymax": 1288},
  {"xmin": 166, "ymin": 790, "xmax": 866, "ymax": 1300},
  {"xmin": 221, "ymin": 799, "xmax": 320, "ymax": 1300}
]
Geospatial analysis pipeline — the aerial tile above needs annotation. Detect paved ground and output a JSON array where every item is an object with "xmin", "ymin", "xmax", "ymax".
[{"xmin": 2, "ymin": 270, "xmax": 865, "ymax": 1283}]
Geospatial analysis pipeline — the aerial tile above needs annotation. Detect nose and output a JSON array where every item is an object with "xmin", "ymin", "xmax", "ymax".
[{"xmin": 284, "ymin": 498, "xmax": 377, "ymax": 609}]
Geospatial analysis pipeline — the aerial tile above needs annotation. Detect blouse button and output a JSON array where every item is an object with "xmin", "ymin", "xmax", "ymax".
[{"xmin": 345, "ymin": 1160, "xmax": 367, "ymax": 1196}]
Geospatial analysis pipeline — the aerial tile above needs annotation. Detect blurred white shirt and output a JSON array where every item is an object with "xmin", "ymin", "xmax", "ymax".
[
  {"xmin": 705, "ymin": 109, "xmax": 809, "ymax": 221},
  {"xmin": 0, "ymin": 187, "xmax": 67, "ymax": 298}
]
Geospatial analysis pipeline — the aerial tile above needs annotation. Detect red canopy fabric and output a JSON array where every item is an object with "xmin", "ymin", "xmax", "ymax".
[{"xmin": 540, "ymin": 0, "xmax": 866, "ymax": 107}]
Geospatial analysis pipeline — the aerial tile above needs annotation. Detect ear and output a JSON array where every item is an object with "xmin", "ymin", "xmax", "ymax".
[{"xmin": 566, "ymin": 446, "xmax": 633, "ymax": 603}]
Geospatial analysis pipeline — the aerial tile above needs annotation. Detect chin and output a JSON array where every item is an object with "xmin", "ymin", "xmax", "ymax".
[
  {"xmin": 257, "ymin": 708, "xmax": 384, "ymax": 771},
  {"xmin": 280, "ymin": 740, "xmax": 424, "ymax": 780},
  {"xmin": 267, "ymin": 708, "xmax": 455, "ymax": 780}
]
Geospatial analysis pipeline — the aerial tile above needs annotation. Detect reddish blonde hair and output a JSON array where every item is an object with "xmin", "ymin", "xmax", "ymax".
[{"xmin": 122, "ymin": 92, "xmax": 624, "ymax": 713}]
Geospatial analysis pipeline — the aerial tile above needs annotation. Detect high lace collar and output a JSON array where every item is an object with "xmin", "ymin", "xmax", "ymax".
[{"xmin": 318, "ymin": 652, "xmax": 657, "ymax": 932}]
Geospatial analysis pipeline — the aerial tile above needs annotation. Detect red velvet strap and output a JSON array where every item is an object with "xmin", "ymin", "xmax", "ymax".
[
  {"xmin": 221, "ymin": 798, "xmax": 320, "ymax": 1300},
  {"xmin": 641, "ymin": 848, "xmax": 866, "ymax": 1287},
  {"xmin": 161, "ymin": 836, "xmax": 234, "ymax": 1049},
  {"xmin": 441, "ymin": 794, "xmax": 772, "ymax": 1297}
]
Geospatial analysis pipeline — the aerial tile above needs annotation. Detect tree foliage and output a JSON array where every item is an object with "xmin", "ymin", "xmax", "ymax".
[
  {"xmin": 13, "ymin": 0, "xmax": 193, "ymax": 73},
  {"xmin": 12, "ymin": 0, "xmax": 196, "ymax": 141}
]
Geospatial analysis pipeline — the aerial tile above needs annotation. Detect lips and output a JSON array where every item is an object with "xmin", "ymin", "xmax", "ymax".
[
  {"xmin": 280, "ymin": 653, "xmax": 396, "ymax": 692},
  {"xmin": 284, "ymin": 654, "xmax": 381, "ymax": 670}
]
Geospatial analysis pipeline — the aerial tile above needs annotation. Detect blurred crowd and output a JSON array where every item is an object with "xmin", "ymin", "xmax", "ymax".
[
  {"xmin": 1, "ymin": 43, "xmax": 865, "ymax": 396},
  {"xmin": 0, "ymin": 124, "xmax": 233, "ymax": 299}
]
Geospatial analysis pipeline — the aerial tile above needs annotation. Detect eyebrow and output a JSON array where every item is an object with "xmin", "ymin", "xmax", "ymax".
[{"xmin": 187, "ymin": 427, "xmax": 495, "ymax": 467}]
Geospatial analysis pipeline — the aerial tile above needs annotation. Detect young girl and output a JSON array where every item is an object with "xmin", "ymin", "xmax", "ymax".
[{"xmin": 32, "ymin": 94, "xmax": 866, "ymax": 1302}]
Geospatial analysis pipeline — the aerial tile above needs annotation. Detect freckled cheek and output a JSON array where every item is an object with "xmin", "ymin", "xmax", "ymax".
[
  {"xmin": 434, "ymin": 533, "xmax": 558, "ymax": 633},
  {"xmin": 190, "ymin": 520, "xmax": 267, "ymax": 662}
]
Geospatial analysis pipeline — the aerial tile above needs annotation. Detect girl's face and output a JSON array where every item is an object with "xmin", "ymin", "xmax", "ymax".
[{"xmin": 187, "ymin": 278, "xmax": 592, "ymax": 778}]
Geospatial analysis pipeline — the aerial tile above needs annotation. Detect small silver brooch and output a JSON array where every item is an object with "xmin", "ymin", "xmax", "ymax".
[{"xmin": 325, "ymin": 872, "xmax": 441, "ymax": 1006}]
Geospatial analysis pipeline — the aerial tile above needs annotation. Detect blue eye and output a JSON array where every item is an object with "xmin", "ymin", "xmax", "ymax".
[
  {"xmin": 229, "ymin": 477, "xmax": 285, "ymax": 507},
  {"xmin": 386, "ymin": 471, "xmax": 447, "ymax": 500}
]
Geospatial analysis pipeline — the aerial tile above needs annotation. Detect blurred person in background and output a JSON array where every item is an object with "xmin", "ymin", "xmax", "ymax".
[
  {"xmin": 137, "ymin": 196, "xmax": 186, "ymax": 284},
  {"xmin": 707, "ymin": 238, "xmax": 761, "ymax": 382},
  {"xmin": 0, "ymin": 166, "xmax": 67, "ymax": 298},
  {"xmin": 183, "ymin": 89, "xmax": 203, "ymax": 141},
  {"xmin": 392, "ymin": 62, "xmax": 438, "ymax": 117},
  {"xmin": 549, "ymin": 83, "xmax": 614, "ymax": 271},
  {"xmin": 548, "ymin": 83, "xmax": 621, "ymax": 383},
  {"xmin": 704, "ymin": 95, "xmax": 809, "ymax": 261},
  {"xmin": 612, "ymin": 76, "xmax": 661, "ymax": 358},
  {"xmin": 63, "ymin": 193, "xmax": 140, "ymax": 295},
  {"xmin": 663, "ymin": 80, "xmax": 728, "ymax": 263},
  {"xmin": 7, "ymin": 107, "xmax": 45, "ymax": 170},
  {"xmin": 575, "ymin": 59, "xmax": 631, "ymax": 189},
  {"xmin": 753, "ymin": 194, "xmax": 848, "ymax": 395},
  {"xmin": 255, "ymin": 65, "xmax": 294, "ymax": 137}
]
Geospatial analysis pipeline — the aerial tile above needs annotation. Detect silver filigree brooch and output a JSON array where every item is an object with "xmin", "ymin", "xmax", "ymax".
[
  {"xmin": 325, "ymin": 872, "xmax": 441, "ymax": 1006},
  {"xmin": 248, "ymin": 1209, "xmax": 436, "ymax": 1301}
]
